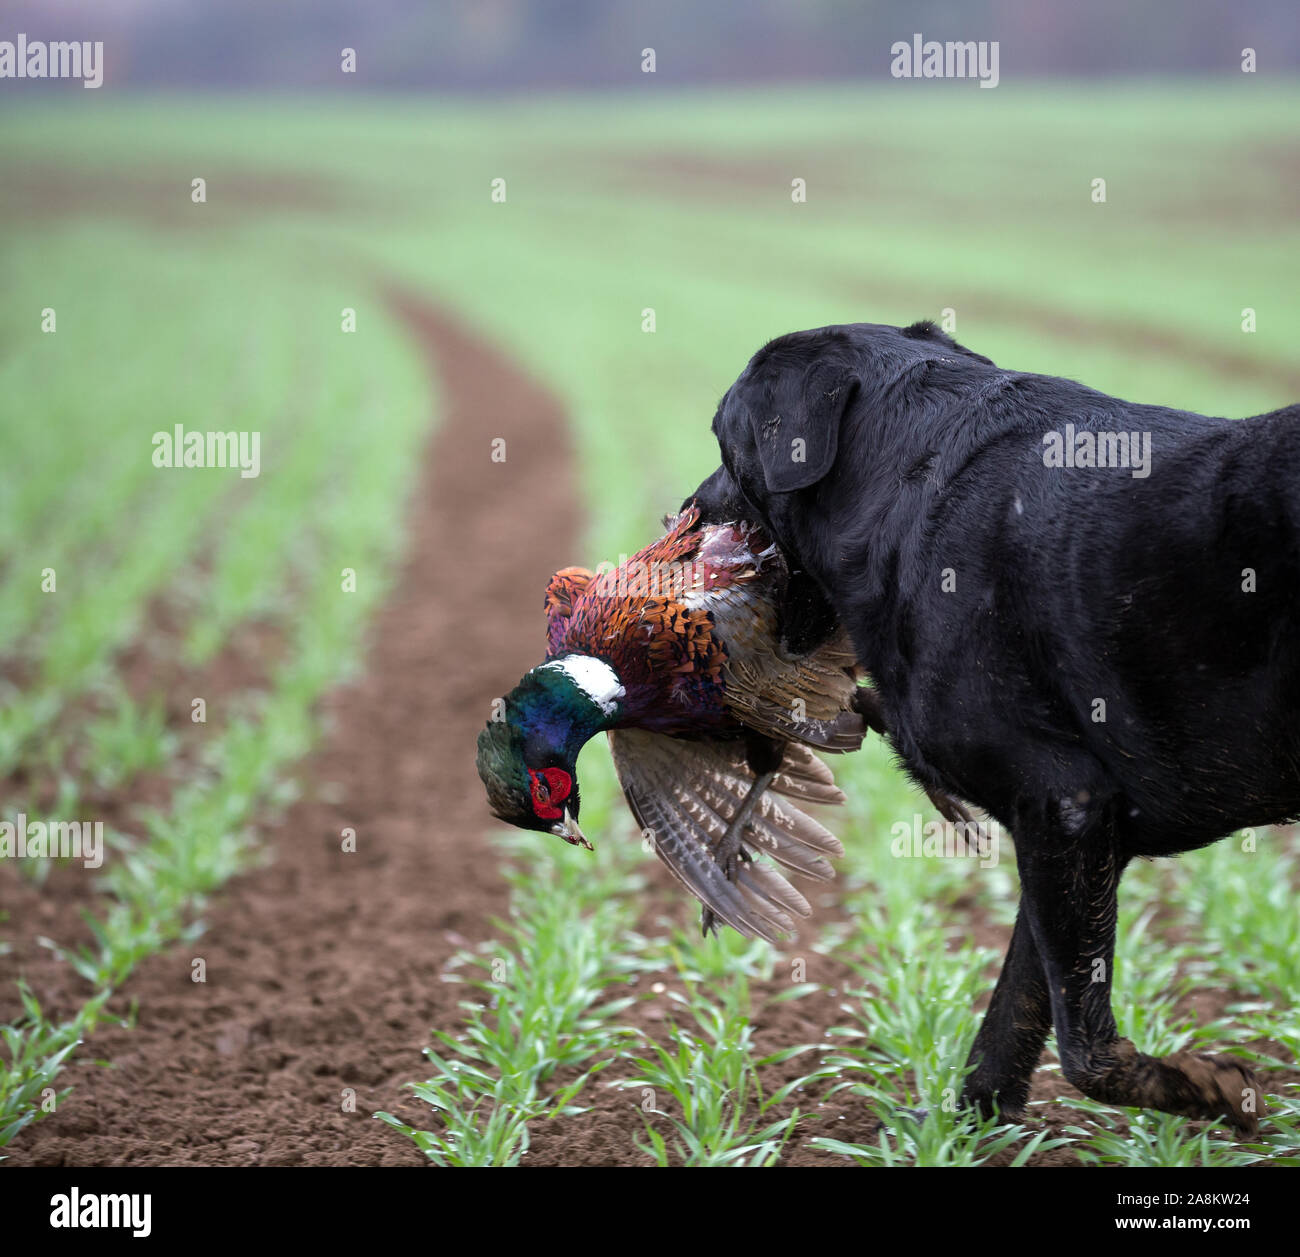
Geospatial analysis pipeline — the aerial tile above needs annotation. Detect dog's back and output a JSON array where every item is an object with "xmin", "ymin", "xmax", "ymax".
[
  {"xmin": 894, "ymin": 379, "xmax": 1300, "ymax": 853},
  {"xmin": 709, "ymin": 323, "xmax": 1300, "ymax": 854}
]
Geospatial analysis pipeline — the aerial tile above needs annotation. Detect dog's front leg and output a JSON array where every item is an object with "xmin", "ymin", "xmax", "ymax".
[
  {"xmin": 1014, "ymin": 804, "xmax": 1262, "ymax": 1135},
  {"xmin": 961, "ymin": 907, "xmax": 1052, "ymax": 1120}
]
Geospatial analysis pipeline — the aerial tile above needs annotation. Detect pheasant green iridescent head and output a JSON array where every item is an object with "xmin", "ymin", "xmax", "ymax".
[{"xmin": 476, "ymin": 656, "xmax": 626, "ymax": 848}]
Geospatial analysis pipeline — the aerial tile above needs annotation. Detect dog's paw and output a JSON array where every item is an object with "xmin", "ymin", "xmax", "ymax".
[
  {"xmin": 1162, "ymin": 1050, "xmax": 1263, "ymax": 1138},
  {"xmin": 1089, "ymin": 1039, "xmax": 1263, "ymax": 1137}
]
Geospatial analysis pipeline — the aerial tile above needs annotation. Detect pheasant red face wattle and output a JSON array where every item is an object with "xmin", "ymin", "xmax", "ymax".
[{"xmin": 527, "ymin": 766, "xmax": 571, "ymax": 819}]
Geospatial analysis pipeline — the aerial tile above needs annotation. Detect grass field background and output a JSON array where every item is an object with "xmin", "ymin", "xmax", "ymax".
[{"xmin": 2, "ymin": 83, "xmax": 1298, "ymax": 1164}]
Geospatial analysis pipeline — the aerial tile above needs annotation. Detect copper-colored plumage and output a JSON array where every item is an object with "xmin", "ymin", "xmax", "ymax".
[
  {"xmin": 545, "ymin": 505, "xmax": 863, "ymax": 747},
  {"xmin": 541, "ymin": 505, "xmax": 867, "ymax": 942}
]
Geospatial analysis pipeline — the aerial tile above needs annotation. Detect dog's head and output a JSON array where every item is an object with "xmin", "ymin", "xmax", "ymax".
[{"xmin": 698, "ymin": 320, "xmax": 995, "ymax": 565}]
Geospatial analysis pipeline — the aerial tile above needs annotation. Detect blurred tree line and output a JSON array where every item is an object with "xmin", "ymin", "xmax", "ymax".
[{"xmin": 3, "ymin": 0, "xmax": 1296, "ymax": 89}]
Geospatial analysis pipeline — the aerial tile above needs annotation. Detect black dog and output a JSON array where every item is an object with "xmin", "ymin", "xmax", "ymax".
[{"xmin": 689, "ymin": 319, "xmax": 1300, "ymax": 1134}]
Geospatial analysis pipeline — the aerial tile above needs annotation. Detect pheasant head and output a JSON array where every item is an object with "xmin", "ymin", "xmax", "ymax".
[{"xmin": 475, "ymin": 655, "xmax": 626, "ymax": 848}]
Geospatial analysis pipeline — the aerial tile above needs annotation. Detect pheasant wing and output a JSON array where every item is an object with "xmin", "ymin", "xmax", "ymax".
[
  {"xmin": 607, "ymin": 728, "xmax": 845, "ymax": 943},
  {"xmin": 680, "ymin": 521, "xmax": 866, "ymax": 751}
]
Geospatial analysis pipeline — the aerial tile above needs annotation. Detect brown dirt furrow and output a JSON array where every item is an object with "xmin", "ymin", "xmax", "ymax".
[
  {"xmin": 3, "ymin": 288, "xmax": 580, "ymax": 1166},
  {"xmin": 0, "ymin": 165, "xmax": 347, "ymax": 229}
]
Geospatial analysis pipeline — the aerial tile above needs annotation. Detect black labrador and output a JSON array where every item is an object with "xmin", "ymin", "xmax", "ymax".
[{"xmin": 689, "ymin": 319, "xmax": 1300, "ymax": 1134}]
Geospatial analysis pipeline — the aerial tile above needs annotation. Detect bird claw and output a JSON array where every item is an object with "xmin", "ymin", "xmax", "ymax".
[{"xmin": 700, "ymin": 814, "xmax": 761, "ymax": 938}]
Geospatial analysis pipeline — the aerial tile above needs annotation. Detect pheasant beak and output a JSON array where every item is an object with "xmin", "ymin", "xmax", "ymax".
[{"xmin": 550, "ymin": 808, "xmax": 592, "ymax": 850}]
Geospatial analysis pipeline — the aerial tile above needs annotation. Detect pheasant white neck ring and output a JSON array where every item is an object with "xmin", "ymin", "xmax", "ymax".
[{"xmin": 539, "ymin": 655, "xmax": 625, "ymax": 718}]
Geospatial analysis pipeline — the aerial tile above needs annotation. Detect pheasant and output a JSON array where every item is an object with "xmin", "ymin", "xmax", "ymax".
[{"xmin": 475, "ymin": 502, "xmax": 880, "ymax": 942}]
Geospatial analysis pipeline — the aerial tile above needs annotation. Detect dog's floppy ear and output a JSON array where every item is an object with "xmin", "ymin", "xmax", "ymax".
[{"xmin": 743, "ymin": 361, "xmax": 856, "ymax": 493}]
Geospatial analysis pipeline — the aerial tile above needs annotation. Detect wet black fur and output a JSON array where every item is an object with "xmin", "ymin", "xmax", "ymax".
[{"xmin": 688, "ymin": 319, "xmax": 1300, "ymax": 1126}]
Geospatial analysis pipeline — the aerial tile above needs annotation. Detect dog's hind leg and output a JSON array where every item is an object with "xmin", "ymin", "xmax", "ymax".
[
  {"xmin": 1015, "ymin": 800, "xmax": 1262, "ymax": 1135},
  {"xmin": 961, "ymin": 907, "xmax": 1052, "ymax": 1120}
]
